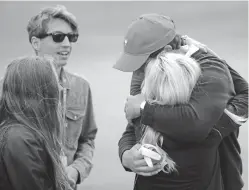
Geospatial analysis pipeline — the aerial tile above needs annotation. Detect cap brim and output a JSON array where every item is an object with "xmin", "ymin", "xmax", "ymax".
[{"xmin": 113, "ymin": 52, "xmax": 149, "ymax": 72}]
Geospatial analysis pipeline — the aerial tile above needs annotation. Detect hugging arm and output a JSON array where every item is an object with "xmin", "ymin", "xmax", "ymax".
[
  {"xmin": 224, "ymin": 62, "xmax": 248, "ymax": 116},
  {"xmin": 213, "ymin": 61, "xmax": 248, "ymax": 138},
  {"xmin": 141, "ymin": 50, "xmax": 235, "ymax": 143}
]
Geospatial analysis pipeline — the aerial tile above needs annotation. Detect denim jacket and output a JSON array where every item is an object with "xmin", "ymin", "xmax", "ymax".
[{"xmin": 59, "ymin": 68, "xmax": 98, "ymax": 183}]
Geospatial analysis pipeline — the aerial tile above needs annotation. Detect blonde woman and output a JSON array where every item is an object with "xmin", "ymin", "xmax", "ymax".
[
  {"xmin": 131, "ymin": 47, "xmax": 246, "ymax": 190},
  {"xmin": 140, "ymin": 49, "xmax": 201, "ymax": 173}
]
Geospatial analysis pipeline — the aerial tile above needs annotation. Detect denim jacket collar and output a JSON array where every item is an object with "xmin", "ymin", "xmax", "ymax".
[{"xmin": 59, "ymin": 67, "xmax": 70, "ymax": 90}]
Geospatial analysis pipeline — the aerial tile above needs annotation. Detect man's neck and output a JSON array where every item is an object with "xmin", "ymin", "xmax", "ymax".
[{"xmin": 57, "ymin": 66, "xmax": 62, "ymax": 76}]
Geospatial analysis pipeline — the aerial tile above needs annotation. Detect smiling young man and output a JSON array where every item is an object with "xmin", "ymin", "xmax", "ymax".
[{"xmin": 26, "ymin": 5, "xmax": 98, "ymax": 189}]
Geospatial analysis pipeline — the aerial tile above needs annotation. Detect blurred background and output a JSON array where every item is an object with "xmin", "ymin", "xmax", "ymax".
[{"xmin": 0, "ymin": 1, "xmax": 248, "ymax": 190}]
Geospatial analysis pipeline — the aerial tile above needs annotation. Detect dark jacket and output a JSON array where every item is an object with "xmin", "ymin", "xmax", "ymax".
[{"xmin": 0, "ymin": 123, "xmax": 56, "ymax": 190}]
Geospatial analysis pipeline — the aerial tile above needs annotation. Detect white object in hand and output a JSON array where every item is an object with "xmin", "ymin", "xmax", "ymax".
[
  {"xmin": 139, "ymin": 145, "xmax": 161, "ymax": 160},
  {"xmin": 139, "ymin": 144, "xmax": 162, "ymax": 167},
  {"xmin": 144, "ymin": 156, "xmax": 154, "ymax": 167}
]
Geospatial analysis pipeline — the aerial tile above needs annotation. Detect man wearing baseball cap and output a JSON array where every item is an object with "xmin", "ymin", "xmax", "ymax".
[
  {"xmin": 115, "ymin": 13, "xmax": 248, "ymax": 190},
  {"xmin": 114, "ymin": 14, "xmax": 178, "ymax": 72}
]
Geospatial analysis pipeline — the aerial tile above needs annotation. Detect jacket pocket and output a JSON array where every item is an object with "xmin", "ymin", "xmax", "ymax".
[{"xmin": 65, "ymin": 107, "xmax": 85, "ymax": 146}]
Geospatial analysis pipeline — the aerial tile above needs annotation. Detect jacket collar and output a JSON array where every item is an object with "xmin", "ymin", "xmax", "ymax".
[{"xmin": 59, "ymin": 67, "xmax": 70, "ymax": 90}]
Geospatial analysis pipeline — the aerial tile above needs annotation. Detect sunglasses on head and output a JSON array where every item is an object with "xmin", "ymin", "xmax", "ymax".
[{"xmin": 39, "ymin": 32, "xmax": 79, "ymax": 43}]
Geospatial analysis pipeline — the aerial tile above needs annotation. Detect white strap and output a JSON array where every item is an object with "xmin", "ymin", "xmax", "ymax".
[
  {"xmin": 185, "ymin": 44, "xmax": 199, "ymax": 57},
  {"xmin": 139, "ymin": 144, "xmax": 162, "ymax": 167}
]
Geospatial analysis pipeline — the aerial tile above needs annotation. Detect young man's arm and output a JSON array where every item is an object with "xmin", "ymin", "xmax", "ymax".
[
  {"xmin": 141, "ymin": 50, "xmax": 235, "ymax": 143},
  {"xmin": 70, "ymin": 83, "xmax": 98, "ymax": 183}
]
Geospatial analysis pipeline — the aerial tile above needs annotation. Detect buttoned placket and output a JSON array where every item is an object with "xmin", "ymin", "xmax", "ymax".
[
  {"xmin": 62, "ymin": 78, "xmax": 68, "ymax": 143},
  {"xmin": 60, "ymin": 76, "xmax": 69, "ymax": 167}
]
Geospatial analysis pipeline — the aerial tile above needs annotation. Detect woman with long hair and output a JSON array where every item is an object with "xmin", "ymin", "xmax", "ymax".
[
  {"xmin": 0, "ymin": 56, "xmax": 71, "ymax": 190},
  {"xmin": 140, "ymin": 50, "xmax": 202, "ymax": 173}
]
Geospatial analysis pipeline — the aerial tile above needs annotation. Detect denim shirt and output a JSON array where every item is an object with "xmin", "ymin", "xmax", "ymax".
[{"xmin": 59, "ymin": 68, "xmax": 98, "ymax": 183}]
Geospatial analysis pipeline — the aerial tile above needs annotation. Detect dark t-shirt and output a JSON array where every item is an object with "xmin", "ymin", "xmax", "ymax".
[{"xmin": 135, "ymin": 129, "xmax": 223, "ymax": 190}]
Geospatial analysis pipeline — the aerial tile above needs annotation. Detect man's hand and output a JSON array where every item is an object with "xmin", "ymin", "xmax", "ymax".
[
  {"xmin": 182, "ymin": 35, "xmax": 207, "ymax": 52},
  {"xmin": 65, "ymin": 166, "xmax": 78, "ymax": 189},
  {"xmin": 122, "ymin": 144, "xmax": 162, "ymax": 176},
  {"xmin": 182, "ymin": 35, "xmax": 221, "ymax": 58},
  {"xmin": 124, "ymin": 94, "xmax": 145, "ymax": 123}
]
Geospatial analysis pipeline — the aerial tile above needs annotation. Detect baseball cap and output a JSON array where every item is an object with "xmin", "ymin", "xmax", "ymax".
[{"xmin": 113, "ymin": 13, "xmax": 176, "ymax": 72}]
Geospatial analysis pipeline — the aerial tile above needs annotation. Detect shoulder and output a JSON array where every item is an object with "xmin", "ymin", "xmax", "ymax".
[
  {"xmin": 192, "ymin": 49, "xmax": 231, "ymax": 78},
  {"xmin": 192, "ymin": 50, "xmax": 234, "ymax": 95},
  {"xmin": 192, "ymin": 49, "xmax": 228, "ymax": 69},
  {"xmin": 64, "ymin": 70, "xmax": 91, "ymax": 90},
  {"xmin": 4, "ymin": 124, "xmax": 42, "ymax": 153}
]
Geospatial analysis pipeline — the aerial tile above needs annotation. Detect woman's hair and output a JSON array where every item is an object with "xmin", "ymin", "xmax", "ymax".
[
  {"xmin": 27, "ymin": 5, "xmax": 78, "ymax": 43},
  {"xmin": 0, "ymin": 56, "xmax": 68, "ymax": 190},
  {"xmin": 140, "ymin": 51, "xmax": 201, "ymax": 173},
  {"xmin": 142, "ymin": 52, "xmax": 201, "ymax": 105}
]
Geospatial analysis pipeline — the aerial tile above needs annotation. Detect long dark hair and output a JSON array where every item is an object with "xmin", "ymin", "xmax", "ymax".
[{"xmin": 0, "ymin": 56, "xmax": 68, "ymax": 190}]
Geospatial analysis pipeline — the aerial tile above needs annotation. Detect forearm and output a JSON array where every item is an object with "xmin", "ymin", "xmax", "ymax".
[
  {"xmin": 71, "ymin": 83, "xmax": 97, "ymax": 183},
  {"xmin": 225, "ymin": 62, "xmax": 248, "ymax": 117},
  {"xmin": 71, "ymin": 138, "xmax": 95, "ymax": 183},
  {"xmin": 72, "ymin": 114, "xmax": 97, "ymax": 183},
  {"xmin": 118, "ymin": 123, "xmax": 136, "ymax": 171},
  {"xmin": 141, "ymin": 100, "xmax": 225, "ymax": 142},
  {"xmin": 214, "ymin": 62, "xmax": 248, "ymax": 137}
]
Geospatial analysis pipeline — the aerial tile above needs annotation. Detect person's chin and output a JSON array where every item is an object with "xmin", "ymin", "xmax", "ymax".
[
  {"xmin": 58, "ymin": 62, "xmax": 67, "ymax": 67},
  {"xmin": 57, "ymin": 57, "xmax": 69, "ymax": 67}
]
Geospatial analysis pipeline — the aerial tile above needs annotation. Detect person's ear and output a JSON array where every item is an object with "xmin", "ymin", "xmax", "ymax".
[{"xmin": 31, "ymin": 36, "xmax": 41, "ymax": 52}]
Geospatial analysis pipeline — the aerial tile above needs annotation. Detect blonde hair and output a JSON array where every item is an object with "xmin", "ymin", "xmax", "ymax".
[
  {"xmin": 140, "ymin": 51, "xmax": 201, "ymax": 173},
  {"xmin": 142, "ymin": 52, "xmax": 201, "ymax": 105},
  {"xmin": 27, "ymin": 5, "xmax": 78, "ymax": 43}
]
